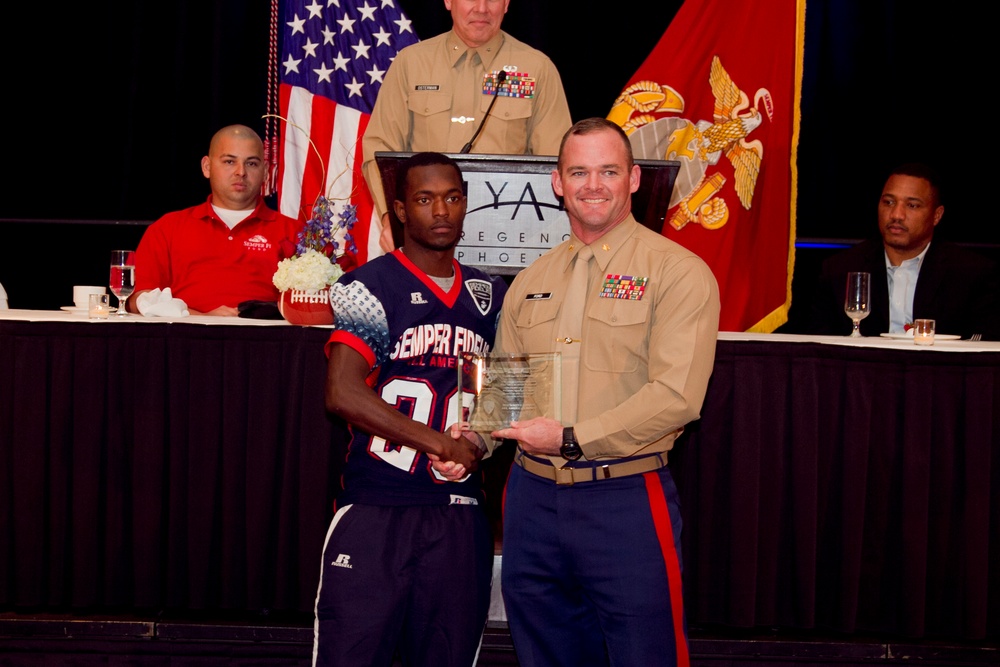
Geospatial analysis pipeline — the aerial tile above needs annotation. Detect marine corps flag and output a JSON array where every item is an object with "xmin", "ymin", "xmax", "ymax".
[{"xmin": 608, "ymin": 0, "xmax": 804, "ymax": 332}]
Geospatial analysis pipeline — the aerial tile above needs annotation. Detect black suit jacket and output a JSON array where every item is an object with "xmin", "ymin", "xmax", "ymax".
[{"xmin": 803, "ymin": 238, "xmax": 1000, "ymax": 340}]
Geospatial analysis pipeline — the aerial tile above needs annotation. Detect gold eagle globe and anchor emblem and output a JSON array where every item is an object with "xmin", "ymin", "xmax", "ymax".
[{"xmin": 608, "ymin": 56, "xmax": 773, "ymax": 231}]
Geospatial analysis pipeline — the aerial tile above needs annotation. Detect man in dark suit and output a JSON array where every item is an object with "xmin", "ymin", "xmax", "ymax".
[{"xmin": 804, "ymin": 163, "xmax": 1000, "ymax": 340}]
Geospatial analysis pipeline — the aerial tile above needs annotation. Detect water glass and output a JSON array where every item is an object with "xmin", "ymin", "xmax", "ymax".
[
  {"xmin": 844, "ymin": 272, "xmax": 871, "ymax": 337},
  {"xmin": 110, "ymin": 250, "xmax": 136, "ymax": 317}
]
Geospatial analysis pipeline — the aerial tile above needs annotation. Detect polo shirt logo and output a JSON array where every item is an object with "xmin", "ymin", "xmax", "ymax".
[{"xmin": 244, "ymin": 235, "xmax": 273, "ymax": 252}]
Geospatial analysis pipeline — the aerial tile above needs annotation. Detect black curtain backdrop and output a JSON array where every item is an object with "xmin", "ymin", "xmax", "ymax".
[{"xmin": 0, "ymin": 0, "xmax": 992, "ymax": 307}]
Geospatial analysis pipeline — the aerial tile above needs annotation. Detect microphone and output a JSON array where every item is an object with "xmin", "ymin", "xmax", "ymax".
[{"xmin": 460, "ymin": 70, "xmax": 507, "ymax": 154}]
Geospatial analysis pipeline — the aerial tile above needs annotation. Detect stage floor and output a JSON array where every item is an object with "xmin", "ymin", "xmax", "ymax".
[{"xmin": 1, "ymin": 612, "xmax": 997, "ymax": 666}]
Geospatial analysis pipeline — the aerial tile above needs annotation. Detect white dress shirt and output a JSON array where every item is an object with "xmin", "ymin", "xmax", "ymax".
[{"xmin": 886, "ymin": 243, "xmax": 930, "ymax": 333}]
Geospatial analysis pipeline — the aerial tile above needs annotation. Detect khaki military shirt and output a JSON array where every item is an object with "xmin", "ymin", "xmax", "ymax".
[
  {"xmin": 362, "ymin": 29, "xmax": 572, "ymax": 217},
  {"xmin": 495, "ymin": 215, "xmax": 721, "ymax": 464}
]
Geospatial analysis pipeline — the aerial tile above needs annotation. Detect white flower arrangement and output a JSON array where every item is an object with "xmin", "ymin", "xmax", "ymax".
[{"xmin": 272, "ymin": 248, "xmax": 344, "ymax": 292}]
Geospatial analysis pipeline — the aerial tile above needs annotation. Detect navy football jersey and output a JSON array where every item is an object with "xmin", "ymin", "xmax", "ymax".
[{"xmin": 327, "ymin": 250, "xmax": 507, "ymax": 506}]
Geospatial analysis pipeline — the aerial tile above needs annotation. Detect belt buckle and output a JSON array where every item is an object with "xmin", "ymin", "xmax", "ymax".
[{"xmin": 554, "ymin": 466, "xmax": 576, "ymax": 486}]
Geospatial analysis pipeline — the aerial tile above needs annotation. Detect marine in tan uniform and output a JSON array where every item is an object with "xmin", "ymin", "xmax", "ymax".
[
  {"xmin": 362, "ymin": 0, "xmax": 572, "ymax": 248},
  {"xmin": 491, "ymin": 118, "xmax": 721, "ymax": 667}
]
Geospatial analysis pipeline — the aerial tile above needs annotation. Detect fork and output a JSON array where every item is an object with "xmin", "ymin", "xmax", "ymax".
[{"xmin": 970, "ymin": 333, "xmax": 983, "ymax": 341}]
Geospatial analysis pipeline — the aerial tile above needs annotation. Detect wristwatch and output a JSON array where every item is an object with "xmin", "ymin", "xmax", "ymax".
[{"xmin": 560, "ymin": 426, "xmax": 582, "ymax": 461}]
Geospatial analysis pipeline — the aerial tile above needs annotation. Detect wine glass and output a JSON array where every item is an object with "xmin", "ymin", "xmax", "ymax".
[
  {"xmin": 109, "ymin": 250, "xmax": 136, "ymax": 317},
  {"xmin": 844, "ymin": 271, "xmax": 870, "ymax": 337}
]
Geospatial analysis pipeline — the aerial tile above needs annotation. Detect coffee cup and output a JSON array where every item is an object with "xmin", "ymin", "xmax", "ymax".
[{"xmin": 74, "ymin": 285, "xmax": 107, "ymax": 309}]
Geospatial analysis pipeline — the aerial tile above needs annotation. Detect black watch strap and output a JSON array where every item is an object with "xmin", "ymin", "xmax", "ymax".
[{"xmin": 560, "ymin": 426, "xmax": 582, "ymax": 461}]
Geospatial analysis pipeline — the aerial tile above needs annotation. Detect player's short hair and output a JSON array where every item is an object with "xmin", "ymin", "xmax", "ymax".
[{"xmin": 395, "ymin": 152, "xmax": 464, "ymax": 201}]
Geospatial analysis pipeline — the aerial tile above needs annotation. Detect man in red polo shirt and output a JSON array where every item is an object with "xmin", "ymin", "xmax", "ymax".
[{"xmin": 131, "ymin": 124, "xmax": 302, "ymax": 316}]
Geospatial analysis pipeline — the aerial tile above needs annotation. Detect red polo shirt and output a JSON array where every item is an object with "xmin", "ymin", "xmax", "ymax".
[{"xmin": 135, "ymin": 195, "xmax": 303, "ymax": 313}]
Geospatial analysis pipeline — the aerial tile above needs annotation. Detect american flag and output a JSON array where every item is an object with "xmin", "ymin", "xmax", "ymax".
[{"xmin": 276, "ymin": 0, "xmax": 419, "ymax": 264}]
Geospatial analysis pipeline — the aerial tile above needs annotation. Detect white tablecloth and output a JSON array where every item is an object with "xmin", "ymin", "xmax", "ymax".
[
  {"xmin": 717, "ymin": 330, "xmax": 1000, "ymax": 352},
  {"xmin": 2, "ymin": 310, "xmax": 997, "ymax": 351}
]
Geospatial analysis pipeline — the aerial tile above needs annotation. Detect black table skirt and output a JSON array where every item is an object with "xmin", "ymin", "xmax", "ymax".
[
  {"xmin": 2, "ymin": 322, "xmax": 997, "ymax": 640},
  {"xmin": 673, "ymin": 341, "xmax": 1000, "ymax": 640},
  {"xmin": 1, "ymin": 321, "xmax": 346, "ymax": 613}
]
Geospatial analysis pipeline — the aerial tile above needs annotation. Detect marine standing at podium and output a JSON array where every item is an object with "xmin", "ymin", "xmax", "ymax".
[{"xmin": 361, "ymin": 0, "xmax": 572, "ymax": 247}]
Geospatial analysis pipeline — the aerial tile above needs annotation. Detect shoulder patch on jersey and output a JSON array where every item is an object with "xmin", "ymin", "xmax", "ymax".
[{"xmin": 464, "ymin": 279, "xmax": 493, "ymax": 316}]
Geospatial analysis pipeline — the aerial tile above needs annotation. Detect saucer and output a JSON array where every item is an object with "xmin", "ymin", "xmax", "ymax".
[
  {"xmin": 879, "ymin": 332, "xmax": 961, "ymax": 341},
  {"xmin": 61, "ymin": 305, "xmax": 117, "ymax": 315}
]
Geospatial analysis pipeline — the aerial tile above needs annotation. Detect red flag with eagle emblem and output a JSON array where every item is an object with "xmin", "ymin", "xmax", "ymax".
[{"xmin": 608, "ymin": 0, "xmax": 804, "ymax": 332}]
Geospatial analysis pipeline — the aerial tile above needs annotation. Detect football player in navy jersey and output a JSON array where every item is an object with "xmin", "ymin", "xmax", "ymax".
[{"xmin": 313, "ymin": 152, "xmax": 507, "ymax": 667}]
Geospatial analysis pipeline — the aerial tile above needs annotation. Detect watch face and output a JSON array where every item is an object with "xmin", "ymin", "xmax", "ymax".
[{"xmin": 560, "ymin": 441, "xmax": 582, "ymax": 461}]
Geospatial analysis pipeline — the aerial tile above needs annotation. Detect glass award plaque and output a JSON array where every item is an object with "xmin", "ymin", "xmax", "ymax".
[{"xmin": 456, "ymin": 352, "xmax": 561, "ymax": 433}]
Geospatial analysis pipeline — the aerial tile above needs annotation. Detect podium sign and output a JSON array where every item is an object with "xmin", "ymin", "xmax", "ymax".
[{"xmin": 376, "ymin": 152, "xmax": 679, "ymax": 275}]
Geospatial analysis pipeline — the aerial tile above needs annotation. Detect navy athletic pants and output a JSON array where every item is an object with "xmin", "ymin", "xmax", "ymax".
[{"xmin": 313, "ymin": 503, "xmax": 493, "ymax": 667}]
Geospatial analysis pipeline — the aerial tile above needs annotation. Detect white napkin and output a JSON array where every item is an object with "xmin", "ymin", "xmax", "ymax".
[{"xmin": 136, "ymin": 288, "xmax": 190, "ymax": 318}]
